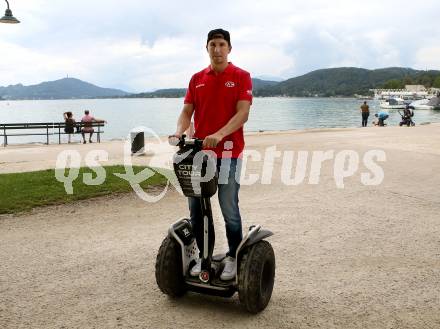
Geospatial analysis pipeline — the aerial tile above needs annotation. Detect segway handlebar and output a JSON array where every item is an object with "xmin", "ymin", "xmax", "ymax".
[{"xmin": 168, "ymin": 134, "xmax": 204, "ymax": 149}]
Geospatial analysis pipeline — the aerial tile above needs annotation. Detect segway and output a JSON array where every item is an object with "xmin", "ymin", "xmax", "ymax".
[{"xmin": 155, "ymin": 135, "xmax": 275, "ymax": 313}]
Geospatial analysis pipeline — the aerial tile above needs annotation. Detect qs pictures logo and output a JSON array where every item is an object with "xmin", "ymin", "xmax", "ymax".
[{"xmin": 55, "ymin": 127, "xmax": 183, "ymax": 203}]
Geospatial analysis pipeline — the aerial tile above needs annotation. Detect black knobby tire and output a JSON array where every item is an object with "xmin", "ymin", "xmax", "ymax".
[
  {"xmin": 155, "ymin": 236, "xmax": 186, "ymax": 297},
  {"xmin": 238, "ymin": 240, "xmax": 275, "ymax": 313}
]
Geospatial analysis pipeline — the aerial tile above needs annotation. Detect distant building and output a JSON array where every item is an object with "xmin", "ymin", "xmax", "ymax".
[{"xmin": 405, "ymin": 85, "xmax": 426, "ymax": 92}]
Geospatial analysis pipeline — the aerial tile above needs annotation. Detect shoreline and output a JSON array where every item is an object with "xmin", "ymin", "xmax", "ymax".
[
  {"xmin": 2, "ymin": 121, "xmax": 439, "ymax": 148},
  {"xmin": 0, "ymin": 96, "xmax": 375, "ymax": 101},
  {"xmin": 1, "ymin": 123, "xmax": 440, "ymax": 175}
]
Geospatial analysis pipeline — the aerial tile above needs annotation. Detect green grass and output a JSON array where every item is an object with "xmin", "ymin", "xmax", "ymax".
[{"xmin": 0, "ymin": 165, "xmax": 169, "ymax": 214}]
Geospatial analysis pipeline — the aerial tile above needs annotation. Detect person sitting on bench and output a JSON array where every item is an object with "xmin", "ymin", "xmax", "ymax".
[
  {"xmin": 81, "ymin": 110, "xmax": 106, "ymax": 144},
  {"xmin": 63, "ymin": 111, "xmax": 76, "ymax": 143}
]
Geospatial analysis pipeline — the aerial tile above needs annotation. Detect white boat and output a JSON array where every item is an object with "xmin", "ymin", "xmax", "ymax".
[
  {"xmin": 410, "ymin": 99, "xmax": 433, "ymax": 110},
  {"xmin": 427, "ymin": 96, "xmax": 440, "ymax": 110},
  {"xmin": 380, "ymin": 97, "xmax": 406, "ymax": 109}
]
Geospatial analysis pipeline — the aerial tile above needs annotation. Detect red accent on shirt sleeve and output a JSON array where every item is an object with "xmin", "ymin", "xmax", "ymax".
[
  {"xmin": 184, "ymin": 76, "xmax": 194, "ymax": 104},
  {"xmin": 238, "ymin": 72, "xmax": 253, "ymax": 104}
]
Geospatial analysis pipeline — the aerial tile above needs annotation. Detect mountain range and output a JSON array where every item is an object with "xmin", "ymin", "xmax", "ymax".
[
  {"xmin": 122, "ymin": 78, "xmax": 279, "ymax": 99},
  {"xmin": 0, "ymin": 78, "xmax": 129, "ymax": 100},
  {"xmin": 257, "ymin": 67, "xmax": 440, "ymax": 97},
  {"xmin": 1, "ymin": 67, "xmax": 439, "ymax": 100}
]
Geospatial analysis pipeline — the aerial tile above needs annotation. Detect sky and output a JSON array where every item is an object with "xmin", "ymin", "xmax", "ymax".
[{"xmin": 1, "ymin": 0, "xmax": 439, "ymax": 92}]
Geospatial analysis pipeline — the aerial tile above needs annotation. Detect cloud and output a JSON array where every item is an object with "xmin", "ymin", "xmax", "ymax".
[
  {"xmin": 414, "ymin": 47, "xmax": 440, "ymax": 70},
  {"xmin": 0, "ymin": 41, "xmax": 83, "ymax": 86},
  {"xmin": 0, "ymin": 0, "xmax": 439, "ymax": 90}
]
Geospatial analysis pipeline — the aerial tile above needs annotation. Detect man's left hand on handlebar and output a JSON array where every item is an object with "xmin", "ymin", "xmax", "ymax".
[{"xmin": 203, "ymin": 133, "xmax": 223, "ymax": 148}]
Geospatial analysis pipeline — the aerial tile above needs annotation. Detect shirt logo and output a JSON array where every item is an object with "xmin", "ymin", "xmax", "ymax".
[
  {"xmin": 225, "ymin": 81, "xmax": 235, "ymax": 88},
  {"xmin": 196, "ymin": 83, "xmax": 205, "ymax": 88},
  {"xmin": 247, "ymin": 90, "xmax": 252, "ymax": 95}
]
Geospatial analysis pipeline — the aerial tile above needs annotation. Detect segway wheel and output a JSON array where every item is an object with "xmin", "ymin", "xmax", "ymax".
[
  {"xmin": 155, "ymin": 236, "xmax": 186, "ymax": 297},
  {"xmin": 238, "ymin": 240, "xmax": 275, "ymax": 313}
]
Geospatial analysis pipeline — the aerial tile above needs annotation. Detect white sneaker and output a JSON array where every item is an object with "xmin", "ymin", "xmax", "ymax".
[
  {"xmin": 220, "ymin": 256, "xmax": 236, "ymax": 281},
  {"xmin": 190, "ymin": 258, "xmax": 202, "ymax": 276}
]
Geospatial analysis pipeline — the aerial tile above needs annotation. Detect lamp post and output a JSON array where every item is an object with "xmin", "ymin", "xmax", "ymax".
[{"xmin": 0, "ymin": 0, "xmax": 20, "ymax": 24}]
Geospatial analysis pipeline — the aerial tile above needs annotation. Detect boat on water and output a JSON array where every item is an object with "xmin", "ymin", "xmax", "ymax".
[
  {"xmin": 380, "ymin": 97, "xmax": 407, "ymax": 109},
  {"xmin": 410, "ymin": 96, "xmax": 440, "ymax": 110},
  {"xmin": 372, "ymin": 85, "xmax": 439, "ymax": 108},
  {"xmin": 354, "ymin": 94, "xmax": 374, "ymax": 100},
  {"xmin": 410, "ymin": 99, "xmax": 432, "ymax": 110},
  {"xmin": 427, "ymin": 96, "xmax": 440, "ymax": 110}
]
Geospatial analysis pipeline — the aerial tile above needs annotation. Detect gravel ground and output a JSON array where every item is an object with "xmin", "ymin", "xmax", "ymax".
[{"xmin": 1, "ymin": 125, "xmax": 440, "ymax": 329}]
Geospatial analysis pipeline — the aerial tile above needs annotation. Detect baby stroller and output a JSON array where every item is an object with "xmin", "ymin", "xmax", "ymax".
[{"xmin": 398, "ymin": 106, "xmax": 415, "ymax": 127}]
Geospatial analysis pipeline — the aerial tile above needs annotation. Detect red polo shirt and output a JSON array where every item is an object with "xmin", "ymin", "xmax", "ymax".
[{"xmin": 184, "ymin": 62, "xmax": 253, "ymax": 158}]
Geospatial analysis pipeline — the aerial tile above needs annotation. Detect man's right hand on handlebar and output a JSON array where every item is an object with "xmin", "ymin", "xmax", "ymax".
[{"xmin": 168, "ymin": 133, "xmax": 182, "ymax": 146}]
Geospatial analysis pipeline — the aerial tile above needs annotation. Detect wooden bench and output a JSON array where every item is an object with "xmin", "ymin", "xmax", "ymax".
[{"xmin": 0, "ymin": 122, "xmax": 105, "ymax": 146}]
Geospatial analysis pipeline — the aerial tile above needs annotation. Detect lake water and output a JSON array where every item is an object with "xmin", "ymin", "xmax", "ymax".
[{"xmin": 1, "ymin": 98, "xmax": 440, "ymax": 144}]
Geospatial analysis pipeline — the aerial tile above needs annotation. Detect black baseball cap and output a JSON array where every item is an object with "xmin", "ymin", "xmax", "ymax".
[{"xmin": 207, "ymin": 28, "xmax": 231, "ymax": 46}]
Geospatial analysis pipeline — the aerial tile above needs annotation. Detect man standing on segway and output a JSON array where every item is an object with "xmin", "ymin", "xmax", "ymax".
[{"xmin": 170, "ymin": 28, "xmax": 253, "ymax": 281}]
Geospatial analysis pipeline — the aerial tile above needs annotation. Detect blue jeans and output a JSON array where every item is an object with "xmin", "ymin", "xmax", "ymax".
[{"xmin": 188, "ymin": 158, "xmax": 242, "ymax": 258}]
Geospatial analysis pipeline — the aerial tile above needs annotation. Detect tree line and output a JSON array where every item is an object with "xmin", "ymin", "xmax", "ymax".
[{"xmin": 382, "ymin": 71, "xmax": 440, "ymax": 89}]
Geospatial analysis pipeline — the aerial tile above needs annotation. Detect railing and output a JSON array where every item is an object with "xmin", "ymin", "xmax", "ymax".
[{"xmin": 0, "ymin": 122, "xmax": 105, "ymax": 146}]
